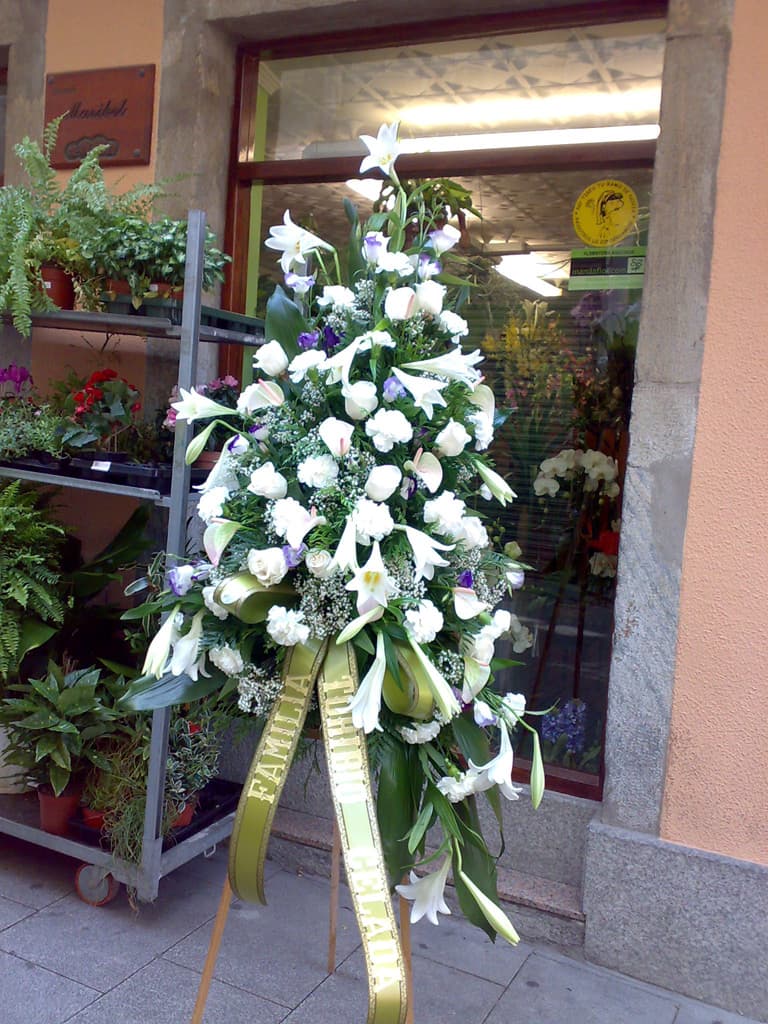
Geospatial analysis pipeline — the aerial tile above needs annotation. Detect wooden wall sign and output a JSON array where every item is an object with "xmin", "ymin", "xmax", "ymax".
[{"xmin": 44, "ymin": 64, "xmax": 155, "ymax": 168}]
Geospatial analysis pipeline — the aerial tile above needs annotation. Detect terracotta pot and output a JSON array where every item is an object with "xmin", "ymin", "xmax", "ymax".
[
  {"xmin": 171, "ymin": 798, "xmax": 197, "ymax": 829},
  {"xmin": 40, "ymin": 265, "xmax": 75, "ymax": 309},
  {"xmin": 38, "ymin": 785, "xmax": 81, "ymax": 836},
  {"xmin": 193, "ymin": 449, "xmax": 222, "ymax": 470},
  {"xmin": 80, "ymin": 806, "xmax": 105, "ymax": 830}
]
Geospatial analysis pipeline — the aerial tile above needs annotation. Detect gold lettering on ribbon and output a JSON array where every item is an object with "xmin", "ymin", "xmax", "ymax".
[{"xmin": 319, "ymin": 643, "xmax": 408, "ymax": 1024}]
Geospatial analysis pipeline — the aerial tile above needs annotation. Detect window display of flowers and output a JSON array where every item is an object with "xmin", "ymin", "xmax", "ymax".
[
  {"xmin": 56, "ymin": 368, "xmax": 142, "ymax": 451},
  {"xmin": 123, "ymin": 124, "xmax": 542, "ymax": 953}
]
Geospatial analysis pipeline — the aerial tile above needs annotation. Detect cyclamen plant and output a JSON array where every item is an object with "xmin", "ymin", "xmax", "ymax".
[{"xmin": 131, "ymin": 122, "xmax": 542, "ymax": 943}]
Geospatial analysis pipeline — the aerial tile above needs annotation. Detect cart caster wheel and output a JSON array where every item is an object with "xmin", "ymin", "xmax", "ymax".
[{"xmin": 74, "ymin": 864, "xmax": 120, "ymax": 906}]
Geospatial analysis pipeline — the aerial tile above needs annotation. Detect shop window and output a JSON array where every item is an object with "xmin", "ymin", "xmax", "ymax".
[{"xmin": 231, "ymin": 14, "xmax": 665, "ymax": 795}]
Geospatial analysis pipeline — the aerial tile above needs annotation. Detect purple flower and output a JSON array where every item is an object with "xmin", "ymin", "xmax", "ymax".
[
  {"xmin": 382, "ymin": 375, "xmax": 406, "ymax": 401},
  {"xmin": 227, "ymin": 434, "xmax": 249, "ymax": 455},
  {"xmin": 322, "ymin": 325, "xmax": 342, "ymax": 352},
  {"xmin": 298, "ymin": 331, "xmax": 320, "ymax": 350},
  {"xmin": 417, "ymin": 253, "xmax": 442, "ymax": 280},
  {"xmin": 285, "ymin": 271, "xmax": 315, "ymax": 295},
  {"xmin": 282, "ymin": 543, "xmax": 307, "ymax": 569},
  {"xmin": 457, "ymin": 570, "xmax": 473, "ymax": 588},
  {"xmin": 168, "ymin": 564, "xmax": 196, "ymax": 596},
  {"xmin": 541, "ymin": 699, "xmax": 588, "ymax": 754},
  {"xmin": 401, "ymin": 476, "xmax": 417, "ymax": 500}
]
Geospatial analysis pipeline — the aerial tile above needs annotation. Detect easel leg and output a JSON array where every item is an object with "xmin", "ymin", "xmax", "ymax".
[
  {"xmin": 191, "ymin": 876, "xmax": 232, "ymax": 1024},
  {"xmin": 399, "ymin": 880, "xmax": 414, "ymax": 1024},
  {"xmin": 327, "ymin": 819, "xmax": 341, "ymax": 974}
]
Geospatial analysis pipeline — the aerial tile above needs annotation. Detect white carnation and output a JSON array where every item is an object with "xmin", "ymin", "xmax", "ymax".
[
  {"xmin": 457, "ymin": 516, "xmax": 489, "ymax": 550},
  {"xmin": 404, "ymin": 599, "xmax": 444, "ymax": 644},
  {"xmin": 438, "ymin": 310, "xmax": 469, "ymax": 343},
  {"xmin": 423, "ymin": 490, "xmax": 466, "ymax": 538},
  {"xmin": 399, "ymin": 720, "xmax": 443, "ymax": 744},
  {"xmin": 197, "ymin": 485, "xmax": 229, "ymax": 524},
  {"xmin": 209, "ymin": 645, "xmax": 244, "ymax": 676},
  {"xmin": 297, "ymin": 454, "xmax": 340, "ymax": 489},
  {"xmin": 287, "ymin": 349, "xmax": 327, "ymax": 383},
  {"xmin": 354, "ymin": 498, "xmax": 394, "ymax": 543},
  {"xmin": 364, "ymin": 409, "xmax": 413, "ymax": 452},
  {"xmin": 267, "ymin": 606, "xmax": 310, "ymax": 646}
]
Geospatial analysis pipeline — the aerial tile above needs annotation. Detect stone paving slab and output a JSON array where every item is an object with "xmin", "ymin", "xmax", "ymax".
[
  {"xmin": 0, "ymin": 948, "xmax": 99, "ymax": 1024},
  {"xmin": 0, "ymin": 835, "xmax": 76, "ymax": 908},
  {"xmin": 0, "ymin": 893, "xmax": 34, "ymax": 929}
]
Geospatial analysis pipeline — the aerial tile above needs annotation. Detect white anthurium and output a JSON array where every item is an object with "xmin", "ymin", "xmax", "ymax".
[
  {"xmin": 247, "ymin": 461, "xmax": 288, "ymax": 499},
  {"xmin": 345, "ymin": 541, "xmax": 396, "ymax": 614},
  {"xmin": 142, "ymin": 606, "xmax": 181, "ymax": 678},
  {"xmin": 357, "ymin": 329, "xmax": 396, "ymax": 352},
  {"xmin": 453, "ymin": 586, "xmax": 490, "ymax": 620},
  {"xmin": 392, "ymin": 368, "xmax": 449, "ymax": 420},
  {"xmin": 396, "ymin": 524, "xmax": 453, "ymax": 581},
  {"xmin": 169, "ymin": 610, "xmax": 209, "ymax": 681},
  {"xmin": 395, "ymin": 857, "xmax": 452, "ymax": 925},
  {"xmin": 406, "ymin": 636, "xmax": 461, "ymax": 721},
  {"xmin": 413, "ymin": 280, "xmax": 446, "ymax": 316},
  {"xmin": 456, "ymin": 864, "xmax": 520, "ymax": 946},
  {"xmin": 203, "ymin": 520, "xmax": 241, "ymax": 566},
  {"xmin": 384, "ymin": 286, "xmax": 417, "ymax": 321},
  {"xmin": 253, "ymin": 339, "xmax": 290, "ymax": 377},
  {"xmin": 319, "ymin": 416, "xmax": 355, "ymax": 457},
  {"xmin": 365, "ymin": 464, "xmax": 402, "ymax": 502},
  {"xmin": 347, "ymin": 630, "xmax": 387, "ymax": 733},
  {"xmin": 327, "ymin": 514, "xmax": 360, "ymax": 575},
  {"xmin": 462, "ymin": 656, "xmax": 492, "ymax": 703},
  {"xmin": 237, "ymin": 380, "xmax": 285, "ymax": 414},
  {"xmin": 336, "ymin": 604, "xmax": 384, "ymax": 643},
  {"xmin": 171, "ymin": 387, "xmax": 238, "ymax": 424},
  {"xmin": 428, "ymin": 223, "xmax": 462, "ymax": 255},
  {"xmin": 316, "ymin": 285, "xmax": 356, "ymax": 309},
  {"xmin": 359, "ymin": 121, "xmax": 401, "ymax": 177},
  {"xmin": 435, "ymin": 419, "xmax": 471, "ymax": 457},
  {"xmin": 264, "ymin": 210, "xmax": 334, "ymax": 273},
  {"xmin": 469, "ymin": 722, "xmax": 521, "ymax": 802},
  {"xmin": 343, "ymin": 380, "xmax": 379, "ymax": 420},
  {"xmin": 321, "ymin": 338, "xmax": 364, "ymax": 386},
  {"xmin": 402, "ymin": 449, "xmax": 443, "ymax": 494},
  {"xmin": 476, "ymin": 462, "xmax": 516, "ymax": 507},
  {"xmin": 287, "ymin": 349, "xmax": 328, "ymax": 384},
  {"xmin": 402, "ymin": 348, "xmax": 484, "ymax": 389}
]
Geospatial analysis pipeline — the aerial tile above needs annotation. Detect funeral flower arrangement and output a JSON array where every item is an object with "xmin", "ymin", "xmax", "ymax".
[{"xmin": 127, "ymin": 124, "xmax": 542, "ymax": 945}]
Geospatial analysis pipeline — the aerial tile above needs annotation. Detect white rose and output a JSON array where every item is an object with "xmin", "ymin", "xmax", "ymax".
[
  {"xmin": 492, "ymin": 609, "xmax": 512, "ymax": 635},
  {"xmin": 267, "ymin": 606, "xmax": 310, "ymax": 646},
  {"xmin": 365, "ymin": 409, "xmax": 413, "ymax": 452},
  {"xmin": 297, "ymin": 454, "xmax": 339, "ymax": 489},
  {"xmin": 458, "ymin": 516, "xmax": 489, "ymax": 550},
  {"xmin": 435, "ymin": 419, "xmax": 471, "ymax": 457},
  {"xmin": 353, "ymin": 498, "xmax": 394, "ymax": 543},
  {"xmin": 343, "ymin": 380, "xmax": 379, "ymax": 420},
  {"xmin": 365, "ymin": 465, "xmax": 402, "ymax": 502},
  {"xmin": 197, "ymin": 485, "xmax": 229, "ymax": 524},
  {"xmin": 384, "ymin": 286, "xmax": 417, "ymax": 321},
  {"xmin": 404, "ymin": 599, "xmax": 444, "ymax": 644},
  {"xmin": 202, "ymin": 585, "xmax": 228, "ymax": 620},
  {"xmin": 414, "ymin": 280, "xmax": 445, "ymax": 316},
  {"xmin": 247, "ymin": 546, "xmax": 289, "ymax": 587},
  {"xmin": 209, "ymin": 645, "xmax": 244, "ymax": 676},
  {"xmin": 305, "ymin": 549, "xmax": 335, "ymax": 578},
  {"xmin": 253, "ymin": 339, "xmax": 289, "ymax": 377},
  {"xmin": 248, "ymin": 462, "xmax": 288, "ymax": 499}
]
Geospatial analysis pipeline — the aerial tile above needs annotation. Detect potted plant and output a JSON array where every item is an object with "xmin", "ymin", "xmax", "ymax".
[
  {"xmin": 0, "ymin": 663, "xmax": 129, "ymax": 833},
  {"xmin": 0, "ymin": 365, "xmax": 64, "ymax": 467},
  {"xmin": 162, "ymin": 374, "xmax": 240, "ymax": 467}
]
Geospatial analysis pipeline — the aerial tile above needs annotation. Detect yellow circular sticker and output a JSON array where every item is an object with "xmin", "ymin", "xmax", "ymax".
[{"xmin": 572, "ymin": 179, "xmax": 639, "ymax": 246}]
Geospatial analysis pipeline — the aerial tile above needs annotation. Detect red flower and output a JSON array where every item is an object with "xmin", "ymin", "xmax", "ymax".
[
  {"xmin": 187, "ymin": 722, "xmax": 201, "ymax": 735},
  {"xmin": 130, "ymin": 401, "xmax": 141, "ymax": 413},
  {"xmin": 594, "ymin": 530, "xmax": 620, "ymax": 556},
  {"xmin": 73, "ymin": 390, "xmax": 85, "ymax": 403}
]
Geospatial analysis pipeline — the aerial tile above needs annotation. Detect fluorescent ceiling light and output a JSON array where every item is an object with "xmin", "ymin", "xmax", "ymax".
[
  {"xmin": 496, "ymin": 253, "xmax": 569, "ymax": 297},
  {"xmin": 305, "ymin": 123, "xmax": 659, "ymax": 161},
  {"xmin": 402, "ymin": 86, "xmax": 662, "ymax": 130}
]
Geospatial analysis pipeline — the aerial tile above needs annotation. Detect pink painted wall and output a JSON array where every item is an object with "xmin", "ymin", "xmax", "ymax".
[{"xmin": 660, "ymin": 0, "xmax": 768, "ymax": 864}]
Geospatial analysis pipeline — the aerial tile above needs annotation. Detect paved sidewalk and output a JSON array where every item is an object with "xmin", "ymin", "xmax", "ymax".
[{"xmin": 0, "ymin": 834, "xmax": 761, "ymax": 1024}]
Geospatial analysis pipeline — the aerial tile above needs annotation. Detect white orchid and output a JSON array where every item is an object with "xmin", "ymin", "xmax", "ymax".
[
  {"xmin": 347, "ymin": 630, "xmax": 387, "ymax": 733},
  {"xmin": 265, "ymin": 210, "xmax": 333, "ymax": 273},
  {"xmin": 345, "ymin": 541, "xmax": 397, "ymax": 614},
  {"xmin": 396, "ymin": 857, "xmax": 452, "ymax": 925},
  {"xmin": 396, "ymin": 524, "xmax": 453, "ymax": 581},
  {"xmin": 319, "ymin": 416, "xmax": 355, "ymax": 457},
  {"xmin": 169, "ymin": 610, "xmax": 209, "ymax": 681},
  {"xmin": 392, "ymin": 368, "xmax": 448, "ymax": 420},
  {"xmin": 402, "ymin": 348, "xmax": 483, "ymax": 389},
  {"xmin": 533, "ymin": 474, "xmax": 560, "ymax": 497},
  {"xmin": 142, "ymin": 607, "xmax": 181, "ymax": 678},
  {"xmin": 359, "ymin": 121, "xmax": 401, "ymax": 177},
  {"xmin": 171, "ymin": 387, "xmax": 238, "ymax": 423}
]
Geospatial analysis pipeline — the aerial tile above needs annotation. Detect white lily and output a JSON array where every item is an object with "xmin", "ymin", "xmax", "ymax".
[
  {"xmin": 476, "ymin": 462, "xmax": 516, "ymax": 507},
  {"xmin": 237, "ymin": 380, "xmax": 285, "ymax": 414},
  {"xmin": 345, "ymin": 541, "xmax": 396, "ymax": 614},
  {"xmin": 456, "ymin": 865, "xmax": 520, "ymax": 945},
  {"xmin": 469, "ymin": 722, "xmax": 521, "ymax": 801},
  {"xmin": 462, "ymin": 656, "xmax": 491, "ymax": 703},
  {"xmin": 396, "ymin": 524, "xmax": 453, "ymax": 581},
  {"xmin": 396, "ymin": 857, "xmax": 452, "ymax": 925},
  {"xmin": 171, "ymin": 387, "xmax": 238, "ymax": 423},
  {"xmin": 402, "ymin": 449, "xmax": 443, "ymax": 493},
  {"xmin": 319, "ymin": 416, "xmax": 355, "ymax": 457},
  {"xmin": 365, "ymin": 465, "xmax": 402, "ymax": 502},
  {"xmin": 402, "ymin": 348, "xmax": 483, "ymax": 389},
  {"xmin": 327, "ymin": 514, "xmax": 360, "ymax": 575},
  {"xmin": 321, "ymin": 338, "xmax": 363, "ymax": 386},
  {"xmin": 347, "ymin": 630, "xmax": 387, "ymax": 733},
  {"xmin": 264, "ymin": 210, "xmax": 334, "ymax": 273},
  {"xmin": 392, "ymin": 368, "xmax": 448, "ymax": 419},
  {"xmin": 357, "ymin": 329, "xmax": 396, "ymax": 352},
  {"xmin": 359, "ymin": 121, "xmax": 401, "ymax": 177},
  {"xmin": 453, "ymin": 587, "xmax": 489, "ymax": 620},
  {"xmin": 193, "ymin": 448, "xmax": 239, "ymax": 494},
  {"xmin": 169, "ymin": 610, "xmax": 208, "ymax": 681},
  {"xmin": 336, "ymin": 605, "xmax": 384, "ymax": 643},
  {"xmin": 142, "ymin": 606, "xmax": 181, "ymax": 678}
]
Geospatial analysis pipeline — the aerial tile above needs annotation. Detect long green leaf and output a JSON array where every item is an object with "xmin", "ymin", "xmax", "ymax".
[
  {"xmin": 118, "ymin": 669, "xmax": 224, "ymax": 711},
  {"xmin": 452, "ymin": 797, "xmax": 499, "ymax": 941},
  {"xmin": 264, "ymin": 285, "xmax": 307, "ymax": 358},
  {"xmin": 376, "ymin": 739, "xmax": 416, "ymax": 887}
]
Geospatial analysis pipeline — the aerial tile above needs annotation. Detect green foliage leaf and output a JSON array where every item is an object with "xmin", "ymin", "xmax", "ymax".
[
  {"xmin": 48, "ymin": 763, "xmax": 70, "ymax": 796},
  {"xmin": 264, "ymin": 285, "xmax": 307, "ymax": 358},
  {"xmin": 376, "ymin": 738, "xmax": 417, "ymax": 887},
  {"xmin": 118, "ymin": 670, "xmax": 224, "ymax": 711}
]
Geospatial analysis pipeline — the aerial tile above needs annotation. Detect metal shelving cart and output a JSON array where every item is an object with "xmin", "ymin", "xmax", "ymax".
[{"xmin": 0, "ymin": 211, "xmax": 264, "ymax": 904}]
